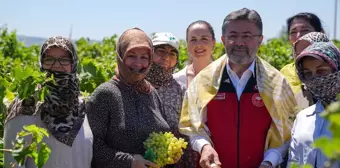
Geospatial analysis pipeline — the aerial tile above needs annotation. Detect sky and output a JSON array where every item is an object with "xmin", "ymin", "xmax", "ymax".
[{"xmin": 1, "ymin": 0, "xmax": 339, "ymax": 42}]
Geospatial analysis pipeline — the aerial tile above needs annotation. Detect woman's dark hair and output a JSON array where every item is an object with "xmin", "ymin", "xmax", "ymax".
[
  {"xmin": 186, "ymin": 20, "xmax": 215, "ymax": 41},
  {"xmin": 287, "ymin": 12, "xmax": 323, "ymax": 34}
]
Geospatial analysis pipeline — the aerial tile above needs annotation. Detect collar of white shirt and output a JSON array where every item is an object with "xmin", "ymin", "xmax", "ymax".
[
  {"xmin": 226, "ymin": 58, "xmax": 256, "ymax": 77},
  {"xmin": 306, "ymin": 100, "xmax": 324, "ymax": 116}
]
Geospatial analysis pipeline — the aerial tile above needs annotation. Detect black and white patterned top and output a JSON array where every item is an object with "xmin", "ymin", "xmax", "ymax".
[
  {"xmin": 86, "ymin": 79, "xmax": 170, "ymax": 168},
  {"xmin": 155, "ymin": 78, "xmax": 200, "ymax": 168},
  {"xmin": 156, "ymin": 79, "xmax": 185, "ymax": 131}
]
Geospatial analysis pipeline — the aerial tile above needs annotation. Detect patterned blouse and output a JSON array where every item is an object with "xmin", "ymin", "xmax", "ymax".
[
  {"xmin": 156, "ymin": 79, "xmax": 185, "ymax": 131},
  {"xmin": 156, "ymin": 78, "xmax": 200, "ymax": 168}
]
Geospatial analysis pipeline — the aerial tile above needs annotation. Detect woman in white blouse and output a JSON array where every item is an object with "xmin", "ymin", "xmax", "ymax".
[
  {"xmin": 288, "ymin": 42, "xmax": 340, "ymax": 167},
  {"xmin": 173, "ymin": 20, "xmax": 216, "ymax": 89},
  {"xmin": 4, "ymin": 36, "xmax": 93, "ymax": 168}
]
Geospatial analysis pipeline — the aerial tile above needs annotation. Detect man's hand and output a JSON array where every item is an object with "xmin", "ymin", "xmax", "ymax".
[{"xmin": 199, "ymin": 144, "xmax": 221, "ymax": 168}]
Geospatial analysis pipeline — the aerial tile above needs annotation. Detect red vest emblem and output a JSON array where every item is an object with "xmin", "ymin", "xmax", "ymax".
[{"xmin": 252, "ymin": 93, "xmax": 264, "ymax": 107}]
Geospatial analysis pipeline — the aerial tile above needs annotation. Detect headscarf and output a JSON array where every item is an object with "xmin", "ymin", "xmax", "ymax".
[
  {"xmin": 38, "ymin": 36, "xmax": 85, "ymax": 146},
  {"xmin": 146, "ymin": 43, "xmax": 178, "ymax": 87},
  {"xmin": 114, "ymin": 28, "xmax": 153, "ymax": 93},
  {"xmin": 146, "ymin": 32, "xmax": 179, "ymax": 87},
  {"xmin": 296, "ymin": 42, "xmax": 340, "ymax": 105},
  {"xmin": 292, "ymin": 32, "xmax": 330, "ymax": 57}
]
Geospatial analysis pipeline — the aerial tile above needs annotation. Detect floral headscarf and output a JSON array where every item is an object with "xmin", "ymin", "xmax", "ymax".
[
  {"xmin": 296, "ymin": 42, "xmax": 340, "ymax": 104},
  {"xmin": 292, "ymin": 32, "xmax": 330, "ymax": 57}
]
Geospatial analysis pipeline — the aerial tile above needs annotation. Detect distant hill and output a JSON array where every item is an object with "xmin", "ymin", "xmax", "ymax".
[
  {"xmin": 17, "ymin": 35, "xmax": 47, "ymax": 46},
  {"xmin": 17, "ymin": 35, "xmax": 100, "ymax": 47}
]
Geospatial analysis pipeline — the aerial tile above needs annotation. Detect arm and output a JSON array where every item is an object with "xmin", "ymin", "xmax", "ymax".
[
  {"xmin": 178, "ymin": 91, "xmax": 220, "ymax": 168},
  {"xmin": 86, "ymin": 83, "xmax": 134, "ymax": 168},
  {"xmin": 262, "ymin": 140, "xmax": 290, "ymax": 167},
  {"xmin": 178, "ymin": 91, "xmax": 212, "ymax": 148},
  {"xmin": 190, "ymin": 135, "xmax": 211, "ymax": 154}
]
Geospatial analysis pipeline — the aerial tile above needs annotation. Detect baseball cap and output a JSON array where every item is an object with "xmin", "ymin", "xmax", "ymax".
[{"xmin": 151, "ymin": 32, "xmax": 179, "ymax": 53}]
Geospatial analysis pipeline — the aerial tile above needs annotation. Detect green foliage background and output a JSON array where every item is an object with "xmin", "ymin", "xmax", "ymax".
[{"xmin": 0, "ymin": 26, "xmax": 340, "ymax": 167}]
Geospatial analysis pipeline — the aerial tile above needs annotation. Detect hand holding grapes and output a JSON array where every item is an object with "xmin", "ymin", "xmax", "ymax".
[{"xmin": 132, "ymin": 154, "xmax": 159, "ymax": 168}]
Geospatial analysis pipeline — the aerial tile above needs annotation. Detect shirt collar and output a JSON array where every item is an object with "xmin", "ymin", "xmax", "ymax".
[
  {"xmin": 226, "ymin": 58, "xmax": 256, "ymax": 77},
  {"xmin": 306, "ymin": 101, "xmax": 325, "ymax": 116},
  {"xmin": 315, "ymin": 101, "xmax": 325, "ymax": 113}
]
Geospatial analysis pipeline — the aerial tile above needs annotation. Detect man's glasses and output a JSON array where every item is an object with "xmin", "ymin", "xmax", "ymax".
[{"xmin": 225, "ymin": 34, "xmax": 262, "ymax": 42}]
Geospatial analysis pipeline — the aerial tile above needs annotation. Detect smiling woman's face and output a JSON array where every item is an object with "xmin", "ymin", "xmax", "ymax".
[
  {"xmin": 187, "ymin": 23, "xmax": 215, "ymax": 59},
  {"xmin": 123, "ymin": 47, "xmax": 150, "ymax": 73},
  {"xmin": 289, "ymin": 18, "xmax": 316, "ymax": 45}
]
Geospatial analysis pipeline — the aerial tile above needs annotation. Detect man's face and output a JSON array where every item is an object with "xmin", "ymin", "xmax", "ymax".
[{"xmin": 221, "ymin": 20, "xmax": 263, "ymax": 64}]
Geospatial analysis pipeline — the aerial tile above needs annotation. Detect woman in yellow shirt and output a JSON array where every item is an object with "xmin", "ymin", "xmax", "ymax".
[{"xmin": 280, "ymin": 12, "xmax": 328, "ymax": 109}]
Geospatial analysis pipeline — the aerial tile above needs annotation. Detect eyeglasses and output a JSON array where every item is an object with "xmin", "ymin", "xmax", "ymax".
[
  {"xmin": 225, "ymin": 34, "xmax": 262, "ymax": 42},
  {"xmin": 43, "ymin": 57, "xmax": 72, "ymax": 66},
  {"xmin": 154, "ymin": 48, "xmax": 178, "ymax": 59}
]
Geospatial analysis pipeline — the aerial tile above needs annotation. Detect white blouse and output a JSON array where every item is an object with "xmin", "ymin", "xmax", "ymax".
[
  {"xmin": 4, "ymin": 114, "xmax": 93, "ymax": 168},
  {"xmin": 288, "ymin": 101, "xmax": 339, "ymax": 167},
  {"xmin": 173, "ymin": 66, "xmax": 188, "ymax": 90}
]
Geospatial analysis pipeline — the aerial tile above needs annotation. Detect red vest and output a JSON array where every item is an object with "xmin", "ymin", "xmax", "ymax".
[{"xmin": 206, "ymin": 69, "xmax": 272, "ymax": 168}]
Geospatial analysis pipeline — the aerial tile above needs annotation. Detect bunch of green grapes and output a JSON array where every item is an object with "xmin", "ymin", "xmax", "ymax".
[{"xmin": 143, "ymin": 132, "xmax": 188, "ymax": 167}]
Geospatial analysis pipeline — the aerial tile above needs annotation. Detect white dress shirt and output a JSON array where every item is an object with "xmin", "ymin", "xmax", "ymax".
[
  {"xmin": 190, "ymin": 59, "xmax": 286, "ymax": 167},
  {"xmin": 226, "ymin": 59, "xmax": 255, "ymax": 100}
]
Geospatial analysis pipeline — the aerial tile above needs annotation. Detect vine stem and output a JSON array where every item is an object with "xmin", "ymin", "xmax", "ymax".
[{"xmin": 0, "ymin": 148, "xmax": 13, "ymax": 152}]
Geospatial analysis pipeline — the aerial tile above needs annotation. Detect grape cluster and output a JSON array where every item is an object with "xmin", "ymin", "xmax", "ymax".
[{"xmin": 143, "ymin": 132, "xmax": 188, "ymax": 167}]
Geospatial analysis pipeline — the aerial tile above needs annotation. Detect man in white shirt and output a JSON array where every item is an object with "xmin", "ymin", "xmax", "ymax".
[{"xmin": 179, "ymin": 8, "xmax": 296, "ymax": 168}]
